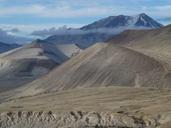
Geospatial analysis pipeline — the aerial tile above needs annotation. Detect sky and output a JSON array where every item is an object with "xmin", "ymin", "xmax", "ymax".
[{"xmin": 0, "ymin": 0, "xmax": 171, "ymax": 44}]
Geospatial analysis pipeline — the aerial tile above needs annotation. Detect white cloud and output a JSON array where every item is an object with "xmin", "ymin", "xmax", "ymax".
[
  {"xmin": 0, "ymin": 5, "xmax": 45, "ymax": 16},
  {"xmin": 0, "ymin": 1, "xmax": 170, "ymax": 21},
  {"xmin": 0, "ymin": 4, "xmax": 115, "ymax": 18},
  {"xmin": 0, "ymin": 23, "xmax": 86, "ymax": 43},
  {"xmin": 150, "ymin": 5, "xmax": 171, "ymax": 18},
  {"xmin": 0, "ymin": 28, "xmax": 32, "ymax": 44},
  {"xmin": 0, "ymin": 23, "xmax": 84, "ymax": 33}
]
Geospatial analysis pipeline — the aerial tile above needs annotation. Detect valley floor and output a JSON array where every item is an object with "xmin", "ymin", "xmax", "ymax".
[{"xmin": 0, "ymin": 86, "xmax": 171, "ymax": 128}]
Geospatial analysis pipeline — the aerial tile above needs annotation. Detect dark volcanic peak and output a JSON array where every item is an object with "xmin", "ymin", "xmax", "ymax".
[
  {"xmin": 81, "ymin": 13, "xmax": 163, "ymax": 30},
  {"xmin": 81, "ymin": 15, "xmax": 132, "ymax": 30},
  {"xmin": 135, "ymin": 13, "xmax": 163, "ymax": 28},
  {"xmin": 27, "ymin": 39, "xmax": 48, "ymax": 48}
]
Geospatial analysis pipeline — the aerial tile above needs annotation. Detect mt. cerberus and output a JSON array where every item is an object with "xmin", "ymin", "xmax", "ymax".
[
  {"xmin": 45, "ymin": 13, "xmax": 163, "ymax": 48},
  {"xmin": 81, "ymin": 13, "xmax": 163, "ymax": 30}
]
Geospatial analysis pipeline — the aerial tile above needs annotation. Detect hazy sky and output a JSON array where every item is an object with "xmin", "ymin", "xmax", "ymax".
[{"xmin": 0, "ymin": 0, "xmax": 171, "ymax": 32}]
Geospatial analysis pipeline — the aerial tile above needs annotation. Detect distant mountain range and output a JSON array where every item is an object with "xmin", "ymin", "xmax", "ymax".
[
  {"xmin": 0, "ymin": 13, "xmax": 164, "ymax": 52},
  {"xmin": 0, "ymin": 42, "xmax": 20, "ymax": 53},
  {"xmin": 44, "ymin": 13, "xmax": 163, "ymax": 48},
  {"xmin": 44, "ymin": 32, "xmax": 113, "ymax": 49}
]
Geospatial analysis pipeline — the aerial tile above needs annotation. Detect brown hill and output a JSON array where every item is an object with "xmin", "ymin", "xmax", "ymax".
[
  {"xmin": 0, "ymin": 39, "xmax": 82, "ymax": 92},
  {"xmin": 109, "ymin": 25, "xmax": 171, "ymax": 67},
  {"xmin": 14, "ymin": 25, "xmax": 171, "ymax": 96}
]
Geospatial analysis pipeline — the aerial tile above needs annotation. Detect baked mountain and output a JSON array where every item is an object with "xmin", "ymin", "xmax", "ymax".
[
  {"xmin": 14, "ymin": 24, "xmax": 171, "ymax": 97},
  {"xmin": 0, "ymin": 39, "xmax": 82, "ymax": 92},
  {"xmin": 0, "ymin": 42, "xmax": 20, "ymax": 53},
  {"xmin": 44, "ymin": 13, "xmax": 163, "ymax": 49}
]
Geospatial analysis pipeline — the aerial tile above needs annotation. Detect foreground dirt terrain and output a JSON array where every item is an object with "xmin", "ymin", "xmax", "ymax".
[{"xmin": 0, "ymin": 87, "xmax": 171, "ymax": 128}]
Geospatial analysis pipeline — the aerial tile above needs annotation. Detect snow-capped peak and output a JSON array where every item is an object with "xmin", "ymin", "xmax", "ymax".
[
  {"xmin": 133, "ymin": 13, "xmax": 163, "ymax": 28},
  {"xmin": 81, "ymin": 13, "xmax": 163, "ymax": 30}
]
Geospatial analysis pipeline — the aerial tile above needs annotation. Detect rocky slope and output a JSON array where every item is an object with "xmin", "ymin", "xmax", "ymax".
[
  {"xmin": 0, "ymin": 111, "xmax": 154, "ymax": 128},
  {"xmin": 0, "ymin": 87, "xmax": 171, "ymax": 128}
]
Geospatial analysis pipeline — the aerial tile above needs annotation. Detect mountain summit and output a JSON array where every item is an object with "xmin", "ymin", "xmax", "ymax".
[
  {"xmin": 45, "ymin": 13, "xmax": 163, "ymax": 49},
  {"xmin": 81, "ymin": 13, "xmax": 163, "ymax": 30},
  {"xmin": 134, "ymin": 13, "xmax": 163, "ymax": 28}
]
